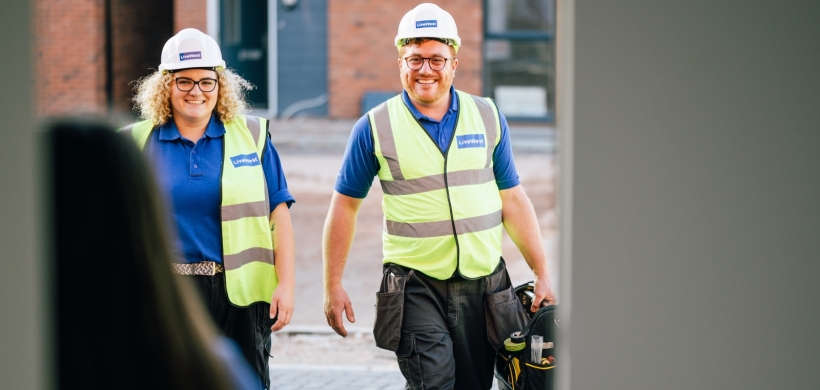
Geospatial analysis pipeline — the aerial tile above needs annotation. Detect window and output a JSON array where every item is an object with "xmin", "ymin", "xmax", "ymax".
[{"xmin": 484, "ymin": 0, "xmax": 555, "ymax": 121}]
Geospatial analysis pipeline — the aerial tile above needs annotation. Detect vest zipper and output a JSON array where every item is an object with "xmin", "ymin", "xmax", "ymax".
[{"xmin": 402, "ymin": 96, "xmax": 471, "ymax": 279}]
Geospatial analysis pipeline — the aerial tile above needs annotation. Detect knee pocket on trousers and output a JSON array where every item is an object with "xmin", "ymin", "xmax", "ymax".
[
  {"xmin": 397, "ymin": 333, "xmax": 456, "ymax": 388},
  {"xmin": 397, "ymin": 335, "xmax": 422, "ymax": 389},
  {"xmin": 396, "ymin": 334, "xmax": 416, "ymax": 358}
]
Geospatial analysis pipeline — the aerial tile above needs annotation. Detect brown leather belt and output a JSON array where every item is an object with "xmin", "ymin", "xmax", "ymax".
[{"xmin": 173, "ymin": 261, "xmax": 224, "ymax": 276}]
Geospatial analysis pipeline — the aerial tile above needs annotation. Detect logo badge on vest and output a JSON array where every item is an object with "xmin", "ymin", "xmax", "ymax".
[
  {"xmin": 179, "ymin": 51, "xmax": 202, "ymax": 61},
  {"xmin": 415, "ymin": 20, "xmax": 437, "ymax": 29},
  {"xmin": 456, "ymin": 134, "xmax": 486, "ymax": 149},
  {"xmin": 230, "ymin": 153, "xmax": 261, "ymax": 168}
]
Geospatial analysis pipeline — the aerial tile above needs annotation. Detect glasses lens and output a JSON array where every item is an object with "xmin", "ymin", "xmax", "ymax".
[
  {"xmin": 176, "ymin": 78, "xmax": 194, "ymax": 91},
  {"xmin": 406, "ymin": 57, "xmax": 422, "ymax": 69},
  {"xmin": 199, "ymin": 79, "xmax": 217, "ymax": 92},
  {"xmin": 429, "ymin": 58, "xmax": 446, "ymax": 70}
]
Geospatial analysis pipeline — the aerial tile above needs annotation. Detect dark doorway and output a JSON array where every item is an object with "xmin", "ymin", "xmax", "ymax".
[
  {"xmin": 109, "ymin": 0, "xmax": 174, "ymax": 114},
  {"xmin": 220, "ymin": 0, "xmax": 269, "ymax": 108}
]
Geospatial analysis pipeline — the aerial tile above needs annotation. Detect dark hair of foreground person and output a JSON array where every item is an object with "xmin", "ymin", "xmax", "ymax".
[{"xmin": 48, "ymin": 120, "xmax": 235, "ymax": 390}]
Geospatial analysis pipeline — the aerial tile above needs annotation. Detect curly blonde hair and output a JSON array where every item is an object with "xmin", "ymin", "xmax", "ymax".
[{"xmin": 132, "ymin": 68, "xmax": 255, "ymax": 126}]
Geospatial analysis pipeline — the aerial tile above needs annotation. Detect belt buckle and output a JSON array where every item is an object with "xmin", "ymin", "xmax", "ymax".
[{"xmin": 203, "ymin": 261, "xmax": 216, "ymax": 276}]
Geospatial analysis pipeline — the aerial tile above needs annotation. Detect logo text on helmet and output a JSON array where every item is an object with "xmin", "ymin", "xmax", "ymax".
[
  {"xmin": 415, "ymin": 20, "xmax": 438, "ymax": 29},
  {"xmin": 179, "ymin": 51, "xmax": 203, "ymax": 61},
  {"xmin": 230, "ymin": 153, "xmax": 261, "ymax": 168}
]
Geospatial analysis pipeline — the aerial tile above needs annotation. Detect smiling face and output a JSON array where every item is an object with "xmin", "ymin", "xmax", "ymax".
[
  {"xmin": 169, "ymin": 68, "xmax": 219, "ymax": 126},
  {"xmin": 398, "ymin": 39, "xmax": 458, "ymax": 107}
]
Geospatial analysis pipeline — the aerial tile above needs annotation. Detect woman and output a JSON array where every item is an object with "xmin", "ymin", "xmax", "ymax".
[
  {"xmin": 50, "ymin": 120, "xmax": 259, "ymax": 389},
  {"xmin": 123, "ymin": 28, "xmax": 295, "ymax": 390}
]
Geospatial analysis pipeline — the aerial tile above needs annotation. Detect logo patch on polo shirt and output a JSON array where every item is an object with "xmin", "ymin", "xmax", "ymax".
[
  {"xmin": 229, "ymin": 153, "xmax": 260, "ymax": 168},
  {"xmin": 456, "ymin": 134, "xmax": 486, "ymax": 149},
  {"xmin": 415, "ymin": 20, "xmax": 437, "ymax": 29},
  {"xmin": 179, "ymin": 51, "xmax": 202, "ymax": 61}
]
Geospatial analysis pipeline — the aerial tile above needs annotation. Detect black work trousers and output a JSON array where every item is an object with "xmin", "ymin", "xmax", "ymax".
[
  {"xmin": 191, "ymin": 273, "xmax": 275, "ymax": 390},
  {"xmin": 379, "ymin": 260, "xmax": 517, "ymax": 390}
]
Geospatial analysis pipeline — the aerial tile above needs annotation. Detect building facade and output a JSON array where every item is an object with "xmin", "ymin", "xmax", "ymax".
[{"xmin": 36, "ymin": 0, "xmax": 554, "ymax": 121}]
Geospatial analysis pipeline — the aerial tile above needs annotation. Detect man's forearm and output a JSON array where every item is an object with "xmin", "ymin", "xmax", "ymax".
[
  {"xmin": 500, "ymin": 185, "xmax": 550, "ymax": 278},
  {"xmin": 322, "ymin": 192, "xmax": 363, "ymax": 290},
  {"xmin": 501, "ymin": 185, "xmax": 557, "ymax": 305}
]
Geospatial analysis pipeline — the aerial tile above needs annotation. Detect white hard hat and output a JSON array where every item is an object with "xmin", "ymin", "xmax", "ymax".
[
  {"xmin": 158, "ymin": 28, "xmax": 226, "ymax": 72},
  {"xmin": 395, "ymin": 3, "xmax": 461, "ymax": 53}
]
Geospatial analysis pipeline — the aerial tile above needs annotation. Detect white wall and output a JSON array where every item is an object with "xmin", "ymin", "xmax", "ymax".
[
  {"xmin": 0, "ymin": 1, "xmax": 47, "ymax": 389},
  {"xmin": 560, "ymin": 1, "xmax": 820, "ymax": 388}
]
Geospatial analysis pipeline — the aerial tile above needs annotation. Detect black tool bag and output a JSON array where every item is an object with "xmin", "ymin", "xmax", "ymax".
[{"xmin": 495, "ymin": 282, "xmax": 559, "ymax": 390}]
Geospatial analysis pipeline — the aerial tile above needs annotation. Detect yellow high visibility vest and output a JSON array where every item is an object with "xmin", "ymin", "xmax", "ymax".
[
  {"xmin": 120, "ymin": 115, "xmax": 277, "ymax": 306},
  {"xmin": 369, "ymin": 90, "xmax": 503, "ymax": 280}
]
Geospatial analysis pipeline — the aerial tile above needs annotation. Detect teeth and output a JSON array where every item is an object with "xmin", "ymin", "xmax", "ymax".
[
  {"xmin": 186, "ymin": 100, "xmax": 204, "ymax": 104},
  {"xmin": 417, "ymin": 80, "xmax": 435, "ymax": 84}
]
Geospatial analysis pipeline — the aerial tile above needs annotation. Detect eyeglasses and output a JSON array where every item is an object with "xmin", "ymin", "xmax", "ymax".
[
  {"xmin": 174, "ymin": 77, "xmax": 218, "ymax": 92},
  {"xmin": 404, "ymin": 56, "xmax": 450, "ymax": 71}
]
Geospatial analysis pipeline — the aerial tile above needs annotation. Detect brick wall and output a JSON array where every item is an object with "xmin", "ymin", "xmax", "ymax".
[
  {"xmin": 110, "ymin": 0, "xmax": 174, "ymax": 114},
  {"xmin": 111, "ymin": 0, "xmax": 174, "ymax": 112},
  {"xmin": 328, "ymin": 0, "xmax": 483, "ymax": 119},
  {"xmin": 35, "ymin": 0, "xmax": 107, "ymax": 117},
  {"xmin": 175, "ymin": 0, "xmax": 207, "ymax": 32},
  {"xmin": 35, "ymin": 0, "xmax": 175, "ymax": 117}
]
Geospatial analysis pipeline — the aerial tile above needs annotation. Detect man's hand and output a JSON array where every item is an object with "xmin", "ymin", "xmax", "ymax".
[
  {"xmin": 324, "ymin": 285, "xmax": 356, "ymax": 337},
  {"xmin": 270, "ymin": 283, "xmax": 294, "ymax": 332},
  {"xmin": 531, "ymin": 273, "xmax": 557, "ymax": 312},
  {"xmin": 322, "ymin": 192, "xmax": 363, "ymax": 337}
]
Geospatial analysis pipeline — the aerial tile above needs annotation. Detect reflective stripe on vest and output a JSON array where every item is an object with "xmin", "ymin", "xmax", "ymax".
[
  {"xmin": 369, "ymin": 90, "xmax": 503, "ymax": 280},
  {"xmin": 121, "ymin": 115, "xmax": 277, "ymax": 306}
]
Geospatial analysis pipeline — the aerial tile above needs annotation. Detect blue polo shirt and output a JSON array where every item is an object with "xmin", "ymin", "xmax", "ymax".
[
  {"xmin": 335, "ymin": 86, "xmax": 521, "ymax": 198},
  {"xmin": 143, "ymin": 114, "xmax": 295, "ymax": 264}
]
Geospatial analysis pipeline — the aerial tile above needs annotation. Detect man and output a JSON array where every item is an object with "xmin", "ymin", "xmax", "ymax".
[{"xmin": 322, "ymin": 3, "xmax": 556, "ymax": 389}]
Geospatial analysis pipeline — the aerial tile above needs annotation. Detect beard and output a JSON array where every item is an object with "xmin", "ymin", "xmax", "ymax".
[
  {"xmin": 401, "ymin": 68, "xmax": 453, "ymax": 104},
  {"xmin": 402, "ymin": 77, "xmax": 450, "ymax": 105}
]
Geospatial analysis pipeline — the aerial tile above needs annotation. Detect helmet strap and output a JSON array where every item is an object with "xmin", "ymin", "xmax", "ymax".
[{"xmin": 402, "ymin": 37, "xmax": 449, "ymax": 46}]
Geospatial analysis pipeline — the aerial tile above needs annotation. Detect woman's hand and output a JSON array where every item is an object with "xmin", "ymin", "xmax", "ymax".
[{"xmin": 270, "ymin": 283, "xmax": 294, "ymax": 332}]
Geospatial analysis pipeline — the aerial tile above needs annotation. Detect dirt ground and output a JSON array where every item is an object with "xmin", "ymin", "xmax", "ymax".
[{"xmin": 280, "ymin": 151, "xmax": 558, "ymax": 330}]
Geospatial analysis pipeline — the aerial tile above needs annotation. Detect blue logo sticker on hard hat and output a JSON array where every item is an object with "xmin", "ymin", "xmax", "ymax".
[
  {"xmin": 179, "ymin": 51, "xmax": 202, "ymax": 61},
  {"xmin": 229, "ymin": 153, "xmax": 261, "ymax": 168},
  {"xmin": 416, "ymin": 20, "xmax": 438, "ymax": 29},
  {"xmin": 456, "ymin": 134, "xmax": 486, "ymax": 149}
]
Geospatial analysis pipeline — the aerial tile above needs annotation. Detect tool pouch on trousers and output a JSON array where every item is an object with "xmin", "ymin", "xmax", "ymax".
[
  {"xmin": 484, "ymin": 259, "xmax": 529, "ymax": 351},
  {"xmin": 373, "ymin": 263, "xmax": 413, "ymax": 351}
]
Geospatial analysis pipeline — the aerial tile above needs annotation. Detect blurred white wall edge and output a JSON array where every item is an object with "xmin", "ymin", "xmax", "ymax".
[
  {"xmin": 562, "ymin": 1, "xmax": 820, "ymax": 389},
  {"xmin": 0, "ymin": 0, "xmax": 49, "ymax": 389},
  {"xmin": 555, "ymin": 0, "xmax": 574, "ymax": 389}
]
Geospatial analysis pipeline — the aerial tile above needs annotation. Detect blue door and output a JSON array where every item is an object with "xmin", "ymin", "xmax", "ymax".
[{"xmin": 276, "ymin": 0, "xmax": 327, "ymax": 118}]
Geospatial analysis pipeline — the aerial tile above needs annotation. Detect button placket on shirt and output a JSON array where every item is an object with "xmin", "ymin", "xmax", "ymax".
[
  {"xmin": 190, "ymin": 141, "xmax": 202, "ymax": 176},
  {"xmin": 438, "ymin": 122, "xmax": 447, "ymax": 147}
]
